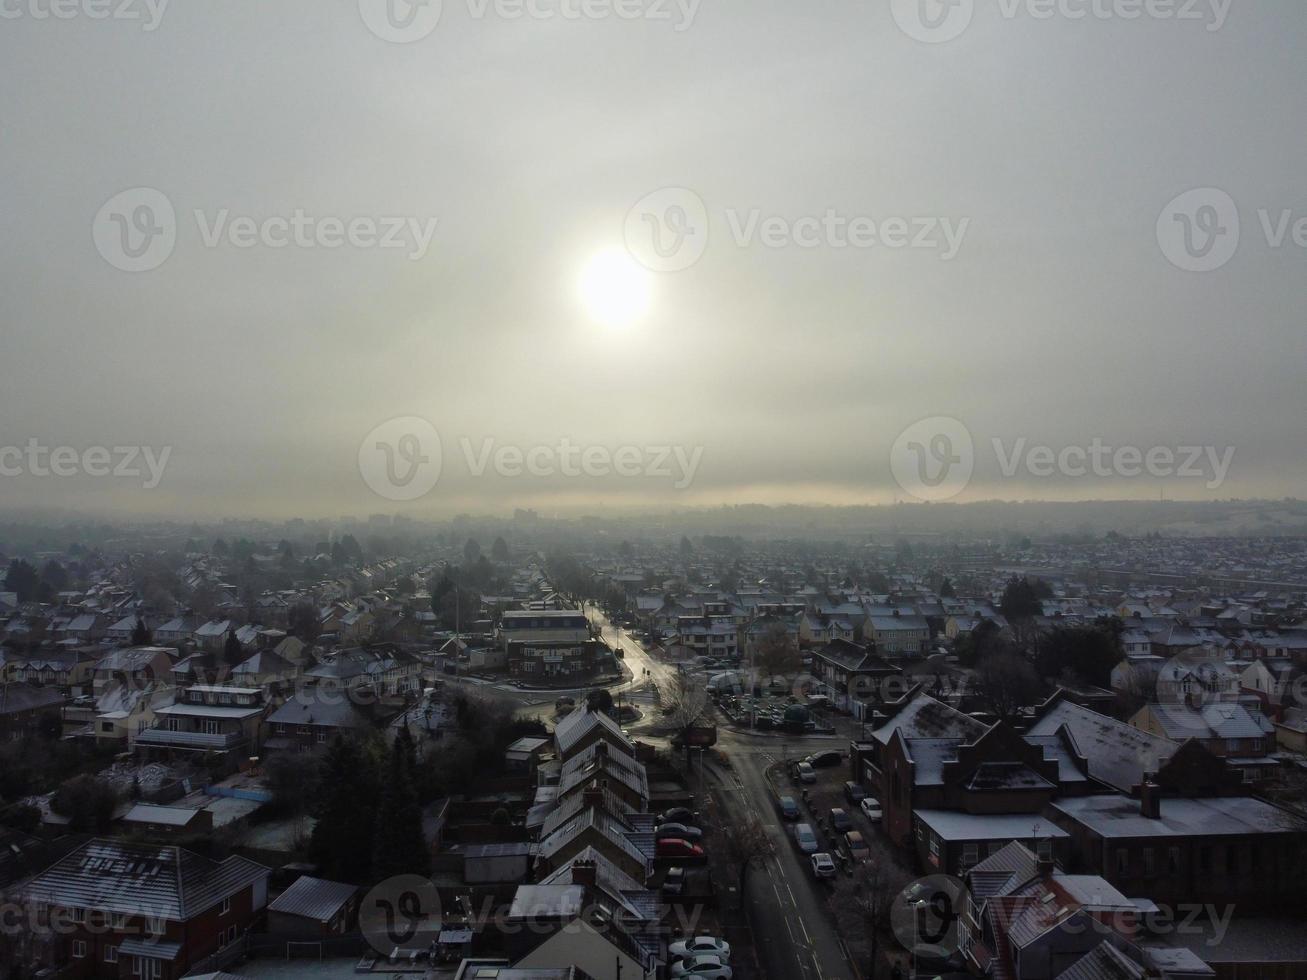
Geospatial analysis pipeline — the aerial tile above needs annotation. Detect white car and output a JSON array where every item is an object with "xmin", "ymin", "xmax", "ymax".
[
  {"xmin": 796, "ymin": 762, "xmax": 817, "ymax": 784},
  {"xmin": 670, "ymin": 955, "xmax": 732, "ymax": 979},
  {"xmin": 811, "ymin": 852, "xmax": 837, "ymax": 879},
  {"xmin": 860, "ymin": 797, "xmax": 883, "ymax": 821},
  {"xmin": 669, "ymin": 937, "xmax": 731, "ymax": 961}
]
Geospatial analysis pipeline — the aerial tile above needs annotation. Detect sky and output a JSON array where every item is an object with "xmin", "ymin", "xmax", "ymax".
[{"xmin": 0, "ymin": 0, "xmax": 1304, "ymax": 519}]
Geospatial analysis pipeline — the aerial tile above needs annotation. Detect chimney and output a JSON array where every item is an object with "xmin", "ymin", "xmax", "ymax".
[
  {"xmin": 582, "ymin": 782, "xmax": 604, "ymax": 809},
  {"xmin": 595, "ymin": 740, "xmax": 608, "ymax": 758},
  {"xmin": 571, "ymin": 859, "xmax": 597, "ymax": 887},
  {"xmin": 1140, "ymin": 780, "xmax": 1161, "ymax": 820}
]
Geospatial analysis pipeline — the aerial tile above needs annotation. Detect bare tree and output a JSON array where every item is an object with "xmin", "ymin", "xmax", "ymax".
[
  {"xmin": 755, "ymin": 621, "xmax": 802, "ymax": 685},
  {"xmin": 829, "ymin": 860, "xmax": 913, "ymax": 979},
  {"xmin": 973, "ymin": 651, "xmax": 1046, "ymax": 723},
  {"xmin": 720, "ymin": 812, "xmax": 772, "ymax": 899},
  {"xmin": 665, "ymin": 674, "xmax": 709, "ymax": 734}
]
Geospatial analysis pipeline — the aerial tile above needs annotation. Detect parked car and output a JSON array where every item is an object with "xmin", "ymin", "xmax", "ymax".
[
  {"xmin": 810, "ymin": 852, "xmax": 837, "ymax": 879},
  {"xmin": 670, "ymin": 955, "xmax": 732, "ymax": 979},
  {"xmin": 860, "ymin": 797, "xmax": 883, "ymax": 822},
  {"xmin": 658, "ymin": 807, "xmax": 699, "ymax": 825},
  {"xmin": 829, "ymin": 808, "xmax": 852, "ymax": 833},
  {"xmin": 805, "ymin": 750, "xmax": 842, "ymax": 769},
  {"xmin": 843, "ymin": 780, "xmax": 867, "ymax": 804},
  {"xmin": 777, "ymin": 795, "xmax": 800, "ymax": 821},
  {"xmin": 796, "ymin": 762, "xmax": 817, "ymax": 784},
  {"xmin": 661, "ymin": 867, "xmax": 686, "ymax": 896},
  {"xmin": 794, "ymin": 823, "xmax": 819, "ymax": 854},
  {"xmin": 844, "ymin": 831, "xmax": 870, "ymax": 862},
  {"xmin": 656, "ymin": 823, "xmax": 704, "ymax": 842},
  {"xmin": 657, "ymin": 838, "xmax": 706, "ymax": 860},
  {"xmin": 669, "ymin": 937, "xmax": 731, "ymax": 961}
]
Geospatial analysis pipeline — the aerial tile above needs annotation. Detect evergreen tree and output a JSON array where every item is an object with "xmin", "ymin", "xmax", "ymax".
[
  {"xmin": 373, "ymin": 728, "xmax": 431, "ymax": 880},
  {"xmin": 131, "ymin": 616, "xmax": 152, "ymax": 647},
  {"xmin": 222, "ymin": 631, "xmax": 244, "ymax": 666},
  {"xmin": 310, "ymin": 737, "xmax": 379, "ymax": 884},
  {"xmin": 491, "ymin": 536, "xmax": 510, "ymax": 562}
]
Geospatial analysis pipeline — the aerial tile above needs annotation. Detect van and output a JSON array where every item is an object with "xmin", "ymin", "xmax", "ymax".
[{"xmin": 794, "ymin": 823, "xmax": 819, "ymax": 854}]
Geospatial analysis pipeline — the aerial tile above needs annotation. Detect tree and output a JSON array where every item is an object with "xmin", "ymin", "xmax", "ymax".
[
  {"xmin": 491, "ymin": 537, "xmax": 510, "ymax": 562},
  {"xmin": 40, "ymin": 560, "xmax": 70, "ymax": 593},
  {"xmin": 829, "ymin": 859, "xmax": 913, "ymax": 979},
  {"xmin": 463, "ymin": 538, "xmax": 482, "ymax": 563},
  {"xmin": 721, "ymin": 813, "xmax": 771, "ymax": 899},
  {"xmin": 665, "ymin": 676, "xmax": 709, "ymax": 738},
  {"xmin": 586, "ymin": 688, "xmax": 615, "ymax": 715},
  {"xmin": 310, "ymin": 737, "xmax": 380, "ymax": 884},
  {"xmin": 51, "ymin": 776, "xmax": 119, "ymax": 833},
  {"xmin": 222, "ymin": 631, "xmax": 244, "ymax": 666},
  {"xmin": 3, "ymin": 559, "xmax": 40, "ymax": 603},
  {"xmin": 374, "ymin": 728, "xmax": 431, "ymax": 880},
  {"xmin": 1034, "ymin": 619, "xmax": 1123, "ymax": 688},
  {"xmin": 264, "ymin": 752, "xmax": 317, "ymax": 817},
  {"xmin": 938, "ymin": 577, "xmax": 956, "ymax": 599},
  {"xmin": 754, "ymin": 622, "xmax": 801, "ymax": 684},
  {"xmin": 289, "ymin": 601, "xmax": 321, "ymax": 642},
  {"xmin": 999, "ymin": 576, "xmax": 1046, "ymax": 622},
  {"xmin": 212, "ymin": 538, "xmax": 229, "ymax": 557},
  {"xmin": 973, "ymin": 651, "xmax": 1046, "ymax": 723},
  {"xmin": 130, "ymin": 616, "xmax": 152, "ymax": 647}
]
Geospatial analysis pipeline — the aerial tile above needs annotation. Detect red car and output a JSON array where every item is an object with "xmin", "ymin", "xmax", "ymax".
[{"xmin": 656, "ymin": 838, "xmax": 705, "ymax": 860}]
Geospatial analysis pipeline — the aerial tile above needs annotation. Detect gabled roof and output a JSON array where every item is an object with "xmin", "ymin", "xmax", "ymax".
[
  {"xmin": 22, "ymin": 839, "xmax": 268, "ymax": 921},
  {"xmin": 872, "ymin": 692, "xmax": 987, "ymax": 746},
  {"xmin": 1027, "ymin": 697, "xmax": 1174, "ymax": 793},
  {"xmin": 267, "ymin": 875, "xmax": 357, "ymax": 921},
  {"xmin": 553, "ymin": 707, "xmax": 633, "ymax": 759}
]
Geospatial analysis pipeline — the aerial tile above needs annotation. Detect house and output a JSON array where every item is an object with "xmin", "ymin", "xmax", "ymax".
[
  {"xmin": 1049, "ymin": 787, "xmax": 1307, "ymax": 910},
  {"xmin": 499, "ymin": 610, "xmax": 600, "ymax": 680},
  {"xmin": 84, "ymin": 683, "xmax": 175, "ymax": 748},
  {"xmin": 552, "ymin": 707, "xmax": 634, "ymax": 763},
  {"xmin": 17, "ymin": 838, "xmax": 269, "ymax": 980},
  {"xmin": 1128, "ymin": 701, "xmax": 1277, "ymax": 782},
  {"xmin": 193, "ymin": 619, "xmax": 233, "ymax": 652},
  {"xmin": 303, "ymin": 646, "xmax": 422, "ymax": 699},
  {"xmin": 5, "ymin": 648, "xmax": 97, "ymax": 693},
  {"xmin": 265, "ymin": 875, "xmax": 358, "ymax": 936},
  {"xmin": 92, "ymin": 647, "xmax": 178, "ymax": 696},
  {"xmin": 807, "ymin": 639, "xmax": 903, "ymax": 717},
  {"xmin": 0, "ymin": 683, "xmax": 65, "ymax": 740},
  {"xmin": 864, "ymin": 613, "xmax": 931, "ymax": 657},
  {"xmin": 135, "ymin": 685, "xmax": 268, "ymax": 771},
  {"xmin": 503, "ymin": 869, "xmax": 660, "ymax": 980},
  {"xmin": 264, "ymin": 691, "xmax": 371, "ymax": 753}
]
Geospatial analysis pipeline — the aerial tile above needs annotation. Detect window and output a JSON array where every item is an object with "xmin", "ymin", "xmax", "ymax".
[
  {"xmin": 72, "ymin": 941, "xmax": 87, "ymax": 958},
  {"xmin": 203, "ymin": 720, "xmax": 220, "ymax": 736},
  {"xmin": 1037, "ymin": 839, "xmax": 1053, "ymax": 861},
  {"xmin": 220, "ymin": 897, "xmax": 231, "ymax": 916},
  {"xmin": 71, "ymin": 907, "xmax": 86, "ymax": 923},
  {"xmin": 1143, "ymin": 848, "xmax": 1156, "ymax": 876},
  {"xmin": 317, "ymin": 731, "xmax": 327, "ymax": 743},
  {"xmin": 1116, "ymin": 849, "xmax": 1130, "ymax": 874},
  {"xmin": 1168, "ymin": 847, "xmax": 1182, "ymax": 874},
  {"xmin": 105, "ymin": 947, "xmax": 119, "ymax": 963},
  {"xmin": 962, "ymin": 843, "xmax": 978, "ymax": 866}
]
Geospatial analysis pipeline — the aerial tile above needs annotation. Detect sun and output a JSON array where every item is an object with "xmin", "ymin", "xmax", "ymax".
[{"xmin": 579, "ymin": 248, "xmax": 652, "ymax": 328}]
